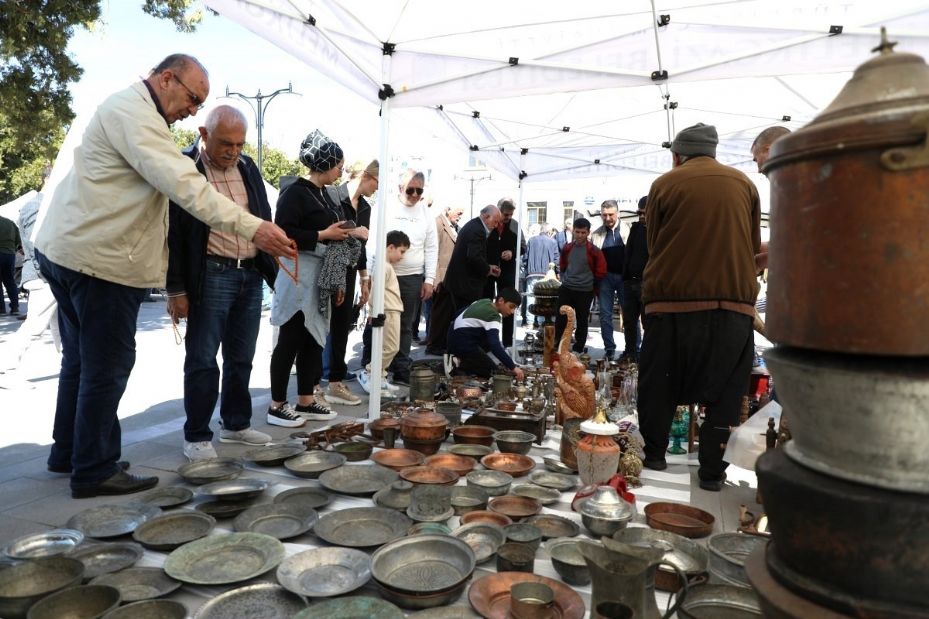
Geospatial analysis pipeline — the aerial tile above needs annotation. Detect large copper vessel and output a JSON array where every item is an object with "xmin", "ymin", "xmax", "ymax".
[{"xmin": 765, "ymin": 33, "xmax": 929, "ymax": 355}]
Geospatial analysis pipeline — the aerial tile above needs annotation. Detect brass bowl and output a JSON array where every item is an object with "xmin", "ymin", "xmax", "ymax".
[
  {"xmin": 424, "ymin": 453, "xmax": 477, "ymax": 477},
  {"xmin": 399, "ymin": 466, "xmax": 459, "ymax": 486},
  {"xmin": 452, "ymin": 426, "xmax": 495, "ymax": 447},
  {"xmin": 459, "ymin": 510, "xmax": 513, "ymax": 528},
  {"xmin": 488, "ymin": 495, "xmax": 543, "ymax": 522},
  {"xmin": 25, "ymin": 584, "xmax": 121, "ymax": 619},
  {"xmin": 480, "ymin": 453, "xmax": 535, "ymax": 478},
  {"xmin": 372, "ymin": 449, "xmax": 426, "ymax": 472},
  {"xmin": 0, "ymin": 556, "xmax": 85, "ymax": 619},
  {"xmin": 332, "ymin": 442, "xmax": 373, "ymax": 462},
  {"xmin": 492, "ymin": 431, "xmax": 535, "ymax": 456}
]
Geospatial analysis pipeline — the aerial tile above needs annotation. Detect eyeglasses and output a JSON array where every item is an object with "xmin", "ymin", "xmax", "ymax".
[
  {"xmin": 173, "ymin": 74, "xmax": 204, "ymax": 110},
  {"xmin": 405, "ymin": 187, "xmax": 424, "ymax": 196}
]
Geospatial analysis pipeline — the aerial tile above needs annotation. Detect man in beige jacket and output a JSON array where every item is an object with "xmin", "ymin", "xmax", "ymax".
[{"xmin": 34, "ymin": 54, "xmax": 295, "ymax": 499}]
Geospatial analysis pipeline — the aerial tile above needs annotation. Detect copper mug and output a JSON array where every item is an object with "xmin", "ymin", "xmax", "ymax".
[{"xmin": 510, "ymin": 582, "xmax": 555, "ymax": 619}]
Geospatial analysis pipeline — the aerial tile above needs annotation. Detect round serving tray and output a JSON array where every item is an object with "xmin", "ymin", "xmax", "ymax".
[
  {"xmin": 526, "ymin": 514, "xmax": 580, "ymax": 539},
  {"xmin": 468, "ymin": 572, "xmax": 585, "ymax": 619},
  {"xmin": 164, "ymin": 532, "xmax": 285, "ymax": 586},
  {"xmin": 319, "ymin": 464, "xmax": 398, "ymax": 496},
  {"xmin": 68, "ymin": 542, "xmax": 144, "ymax": 580},
  {"xmin": 2, "ymin": 529, "xmax": 84, "ymax": 560},
  {"xmin": 131, "ymin": 510, "xmax": 215, "ymax": 550},
  {"xmin": 138, "ymin": 486, "xmax": 194, "ymax": 509},
  {"xmin": 192, "ymin": 583, "xmax": 306, "ymax": 619},
  {"xmin": 196, "ymin": 478, "xmax": 270, "ymax": 502},
  {"xmin": 276, "ymin": 547, "xmax": 372, "ymax": 598},
  {"xmin": 273, "ymin": 486, "xmax": 331, "ymax": 511},
  {"xmin": 315, "ymin": 507, "xmax": 411, "ymax": 548},
  {"xmin": 529, "ymin": 471, "xmax": 577, "ymax": 492},
  {"xmin": 177, "ymin": 458, "xmax": 244, "ymax": 485},
  {"xmin": 245, "ymin": 444, "xmax": 307, "ymax": 467},
  {"xmin": 90, "ymin": 567, "xmax": 181, "ymax": 602},
  {"xmin": 233, "ymin": 503, "xmax": 317, "ymax": 540},
  {"xmin": 66, "ymin": 503, "xmax": 162, "ymax": 539},
  {"xmin": 293, "ymin": 596, "xmax": 404, "ymax": 619}
]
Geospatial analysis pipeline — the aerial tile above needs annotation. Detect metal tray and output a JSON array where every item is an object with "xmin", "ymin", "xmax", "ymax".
[
  {"xmin": 90, "ymin": 567, "xmax": 181, "ymax": 602},
  {"xmin": 529, "ymin": 471, "xmax": 577, "ymax": 492},
  {"xmin": 284, "ymin": 451, "xmax": 346, "ymax": 479},
  {"xmin": 164, "ymin": 532, "xmax": 285, "ymax": 585},
  {"xmin": 69, "ymin": 542, "xmax": 144, "ymax": 580},
  {"xmin": 194, "ymin": 499, "xmax": 256, "ymax": 519},
  {"xmin": 176, "ymin": 458, "xmax": 244, "ymax": 485},
  {"xmin": 273, "ymin": 486, "xmax": 331, "ymax": 510},
  {"xmin": 244, "ymin": 443, "xmax": 306, "ymax": 467},
  {"xmin": 66, "ymin": 503, "xmax": 162, "ymax": 539},
  {"xmin": 370, "ymin": 534, "xmax": 475, "ymax": 594},
  {"xmin": 644, "ymin": 502, "xmax": 715, "ymax": 539},
  {"xmin": 319, "ymin": 464, "xmax": 398, "ymax": 496},
  {"xmin": 233, "ymin": 503, "xmax": 317, "ymax": 540},
  {"xmin": 526, "ymin": 514, "xmax": 580, "ymax": 539},
  {"xmin": 468, "ymin": 572, "xmax": 585, "ymax": 619},
  {"xmin": 408, "ymin": 608, "xmax": 481, "ymax": 619},
  {"xmin": 138, "ymin": 486, "xmax": 193, "ymax": 509},
  {"xmin": 451, "ymin": 522, "xmax": 506, "ymax": 564},
  {"xmin": 192, "ymin": 583, "xmax": 307, "ymax": 619},
  {"xmin": 100, "ymin": 599, "xmax": 187, "ymax": 619},
  {"xmin": 196, "ymin": 478, "xmax": 270, "ymax": 502},
  {"xmin": 276, "ymin": 547, "xmax": 372, "ymax": 597},
  {"xmin": 293, "ymin": 596, "xmax": 404, "ymax": 619},
  {"xmin": 139, "ymin": 486, "xmax": 194, "ymax": 509},
  {"xmin": 512, "ymin": 483, "xmax": 562, "ymax": 505},
  {"xmin": 131, "ymin": 511, "xmax": 215, "ymax": 550},
  {"xmin": 315, "ymin": 507, "xmax": 411, "ymax": 548},
  {"xmin": 2, "ymin": 529, "xmax": 84, "ymax": 559}
]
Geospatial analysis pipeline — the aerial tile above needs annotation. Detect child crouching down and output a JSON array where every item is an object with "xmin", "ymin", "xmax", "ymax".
[{"xmin": 359, "ymin": 230, "xmax": 410, "ymax": 397}]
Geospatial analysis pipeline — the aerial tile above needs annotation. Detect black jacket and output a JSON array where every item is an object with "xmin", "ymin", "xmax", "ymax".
[
  {"xmin": 487, "ymin": 219, "xmax": 525, "ymax": 289},
  {"xmin": 167, "ymin": 145, "xmax": 278, "ymax": 301},
  {"xmin": 442, "ymin": 216, "xmax": 492, "ymax": 302},
  {"xmin": 622, "ymin": 221, "xmax": 648, "ymax": 281},
  {"xmin": 326, "ymin": 183, "xmax": 371, "ymax": 272}
]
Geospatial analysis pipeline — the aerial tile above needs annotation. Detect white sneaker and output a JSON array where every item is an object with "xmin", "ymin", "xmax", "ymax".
[
  {"xmin": 327, "ymin": 382, "xmax": 362, "ymax": 406},
  {"xmin": 358, "ymin": 370, "xmax": 371, "ymax": 394},
  {"xmin": 267, "ymin": 402, "xmax": 305, "ymax": 428},
  {"xmin": 218, "ymin": 427, "xmax": 272, "ymax": 445},
  {"xmin": 183, "ymin": 441, "xmax": 218, "ymax": 461}
]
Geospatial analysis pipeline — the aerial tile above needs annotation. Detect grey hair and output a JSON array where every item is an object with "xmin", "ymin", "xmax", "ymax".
[
  {"xmin": 150, "ymin": 53, "xmax": 208, "ymax": 78},
  {"xmin": 497, "ymin": 197, "xmax": 515, "ymax": 213},
  {"xmin": 600, "ymin": 199, "xmax": 618, "ymax": 211},
  {"xmin": 540, "ymin": 222, "xmax": 552, "ymax": 234},
  {"xmin": 205, "ymin": 105, "xmax": 247, "ymax": 134},
  {"xmin": 752, "ymin": 126, "xmax": 791, "ymax": 150},
  {"xmin": 480, "ymin": 204, "xmax": 500, "ymax": 218}
]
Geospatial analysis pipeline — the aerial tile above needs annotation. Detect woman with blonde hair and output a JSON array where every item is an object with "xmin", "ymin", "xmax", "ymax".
[{"xmin": 322, "ymin": 159, "xmax": 378, "ymax": 404}]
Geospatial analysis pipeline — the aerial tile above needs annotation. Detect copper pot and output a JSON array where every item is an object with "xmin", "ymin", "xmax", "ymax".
[
  {"xmin": 400, "ymin": 409, "xmax": 448, "ymax": 443},
  {"xmin": 765, "ymin": 34, "xmax": 929, "ymax": 355},
  {"xmin": 369, "ymin": 417, "xmax": 401, "ymax": 441}
]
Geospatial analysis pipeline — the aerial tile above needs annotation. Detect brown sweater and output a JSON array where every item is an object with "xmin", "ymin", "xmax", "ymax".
[{"xmin": 642, "ymin": 157, "xmax": 761, "ymax": 316}]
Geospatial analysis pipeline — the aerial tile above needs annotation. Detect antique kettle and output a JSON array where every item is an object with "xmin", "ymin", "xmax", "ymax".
[
  {"xmin": 399, "ymin": 408, "xmax": 448, "ymax": 442},
  {"xmin": 579, "ymin": 539, "xmax": 687, "ymax": 619},
  {"xmin": 765, "ymin": 29, "xmax": 929, "ymax": 355}
]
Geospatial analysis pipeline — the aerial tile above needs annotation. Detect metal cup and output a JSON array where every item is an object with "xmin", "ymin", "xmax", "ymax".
[
  {"xmin": 382, "ymin": 426, "xmax": 397, "ymax": 449},
  {"xmin": 593, "ymin": 601, "xmax": 636, "ymax": 619},
  {"xmin": 496, "ymin": 542, "xmax": 535, "ymax": 573},
  {"xmin": 510, "ymin": 582, "xmax": 555, "ymax": 619}
]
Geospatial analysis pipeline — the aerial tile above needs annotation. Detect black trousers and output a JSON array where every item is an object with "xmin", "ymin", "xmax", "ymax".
[
  {"xmin": 622, "ymin": 279, "xmax": 644, "ymax": 359},
  {"xmin": 327, "ymin": 268, "xmax": 356, "ymax": 382},
  {"xmin": 553, "ymin": 286, "xmax": 593, "ymax": 353},
  {"xmin": 270, "ymin": 311, "xmax": 323, "ymax": 401},
  {"xmin": 637, "ymin": 310, "xmax": 753, "ymax": 481},
  {"xmin": 455, "ymin": 348, "xmax": 497, "ymax": 378}
]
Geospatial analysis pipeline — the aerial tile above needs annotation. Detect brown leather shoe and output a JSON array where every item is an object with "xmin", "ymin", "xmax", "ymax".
[
  {"xmin": 49, "ymin": 460, "xmax": 130, "ymax": 475},
  {"xmin": 71, "ymin": 470, "xmax": 158, "ymax": 499}
]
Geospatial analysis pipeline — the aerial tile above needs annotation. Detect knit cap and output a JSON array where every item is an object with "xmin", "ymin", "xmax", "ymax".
[{"xmin": 671, "ymin": 123, "xmax": 718, "ymax": 157}]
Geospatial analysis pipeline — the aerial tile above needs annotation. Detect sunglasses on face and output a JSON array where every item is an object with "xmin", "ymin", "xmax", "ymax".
[{"xmin": 405, "ymin": 187, "xmax": 424, "ymax": 196}]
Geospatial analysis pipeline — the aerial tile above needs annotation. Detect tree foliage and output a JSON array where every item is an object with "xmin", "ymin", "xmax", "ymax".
[
  {"xmin": 171, "ymin": 126, "xmax": 302, "ymax": 189},
  {"xmin": 0, "ymin": 1, "xmax": 207, "ymax": 203}
]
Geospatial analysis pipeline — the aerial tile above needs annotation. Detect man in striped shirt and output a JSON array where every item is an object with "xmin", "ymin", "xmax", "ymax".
[{"xmin": 447, "ymin": 287, "xmax": 525, "ymax": 380}]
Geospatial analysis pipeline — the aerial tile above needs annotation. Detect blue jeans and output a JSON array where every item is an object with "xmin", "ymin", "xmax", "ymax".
[
  {"xmin": 38, "ymin": 252, "xmax": 146, "ymax": 489},
  {"xmin": 598, "ymin": 272, "xmax": 625, "ymax": 354},
  {"xmin": 183, "ymin": 261, "xmax": 262, "ymax": 442}
]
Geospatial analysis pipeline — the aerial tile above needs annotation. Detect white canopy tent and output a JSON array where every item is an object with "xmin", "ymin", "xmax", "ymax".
[{"xmin": 203, "ymin": 0, "xmax": 929, "ymax": 417}]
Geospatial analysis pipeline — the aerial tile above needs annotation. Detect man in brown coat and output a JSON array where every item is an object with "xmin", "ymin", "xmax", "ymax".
[{"xmin": 637, "ymin": 122, "xmax": 761, "ymax": 492}]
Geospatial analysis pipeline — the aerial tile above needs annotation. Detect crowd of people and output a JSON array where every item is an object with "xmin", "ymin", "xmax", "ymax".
[{"xmin": 5, "ymin": 51, "xmax": 784, "ymax": 499}]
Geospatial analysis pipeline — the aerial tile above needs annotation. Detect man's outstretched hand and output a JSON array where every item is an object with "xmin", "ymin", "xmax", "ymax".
[{"xmin": 253, "ymin": 222, "xmax": 297, "ymax": 259}]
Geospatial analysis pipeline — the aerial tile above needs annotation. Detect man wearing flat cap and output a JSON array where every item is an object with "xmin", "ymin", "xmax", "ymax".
[{"xmin": 637, "ymin": 123, "xmax": 761, "ymax": 492}]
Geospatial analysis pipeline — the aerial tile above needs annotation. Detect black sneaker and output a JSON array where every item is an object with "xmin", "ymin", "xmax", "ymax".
[
  {"xmin": 295, "ymin": 402, "xmax": 337, "ymax": 421},
  {"xmin": 643, "ymin": 456, "xmax": 668, "ymax": 471},
  {"xmin": 699, "ymin": 472, "xmax": 727, "ymax": 492},
  {"xmin": 267, "ymin": 402, "xmax": 305, "ymax": 428}
]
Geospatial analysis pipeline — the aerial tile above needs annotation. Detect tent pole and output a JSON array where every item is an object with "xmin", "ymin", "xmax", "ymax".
[
  {"xmin": 510, "ymin": 151, "xmax": 527, "ymax": 362},
  {"xmin": 368, "ymin": 60, "xmax": 393, "ymax": 421}
]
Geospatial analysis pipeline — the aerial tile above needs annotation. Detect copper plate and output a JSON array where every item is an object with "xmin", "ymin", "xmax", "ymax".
[
  {"xmin": 452, "ymin": 426, "xmax": 496, "ymax": 446},
  {"xmin": 644, "ymin": 502, "xmax": 715, "ymax": 539},
  {"xmin": 526, "ymin": 514, "xmax": 580, "ymax": 539},
  {"xmin": 400, "ymin": 466, "xmax": 460, "ymax": 486},
  {"xmin": 424, "ymin": 453, "xmax": 477, "ymax": 477},
  {"xmin": 468, "ymin": 572, "xmax": 585, "ymax": 619},
  {"xmin": 481, "ymin": 453, "xmax": 535, "ymax": 477},
  {"xmin": 372, "ymin": 449, "xmax": 426, "ymax": 471},
  {"xmin": 487, "ymin": 495, "xmax": 542, "ymax": 522},
  {"xmin": 459, "ymin": 510, "xmax": 513, "ymax": 528}
]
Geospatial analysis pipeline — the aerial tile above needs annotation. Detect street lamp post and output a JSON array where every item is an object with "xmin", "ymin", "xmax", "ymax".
[
  {"xmin": 223, "ymin": 83, "xmax": 297, "ymax": 172},
  {"xmin": 454, "ymin": 168, "xmax": 493, "ymax": 218}
]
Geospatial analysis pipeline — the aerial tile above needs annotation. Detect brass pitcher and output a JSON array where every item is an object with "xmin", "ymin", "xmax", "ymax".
[
  {"xmin": 409, "ymin": 366, "xmax": 437, "ymax": 402},
  {"xmin": 579, "ymin": 540, "xmax": 687, "ymax": 619}
]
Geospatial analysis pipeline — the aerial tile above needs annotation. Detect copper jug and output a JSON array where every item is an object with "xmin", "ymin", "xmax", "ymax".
[{"xmin": 765, "ymin": 30, "xmax": 929, "ymax": 355}]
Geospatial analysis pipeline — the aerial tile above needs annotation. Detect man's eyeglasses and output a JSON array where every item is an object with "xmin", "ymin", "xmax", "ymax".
[
  {"xmin": 405, "ymin": 187, "xmax": 424, "ymax": 196},
  {"xmin": 173, "ymin": 74, "xmax": 204, "ymax": 110}
]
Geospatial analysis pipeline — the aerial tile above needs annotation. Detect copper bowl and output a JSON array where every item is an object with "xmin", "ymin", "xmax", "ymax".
[
  {"xmin": 459, "ymin": 510, "xmax": 513, "ymax": 528},
  {"xmin": 455, "ymin": 385, "xmax": 483, "ymax": 400},
  {"xmin": 481, "ymin": 453, "xmax": 535, "ymax": 477},
  {"xmin": 495, "ymin": 401, "xmax": 518, "ymax": 412},
  {"xmin": 401, "ymin": 437, "xmax": 444, "ymax": 456},
  {"xmin": 372, "ymin": 449, "xmax": 425, "ymax": 472},
  {"xmin": 332, "ymin": 442, "xmax": 373, "ymax": 462},
  {"xmin": 400, "ymin": 466, "xmax": 460, "ymax": 486},
  {"xmin": 488, "ymin": 495, "xmax": 542, "ymax": 522},
  {"xmin": 492, "ymin": 431, "xmax": 535, "ymax": 456},
  {"xmin": 453, "ymin": 426, "xmax": 496, "ymax": 447},
  {"xmin": 368, "ymin": 417, "xmax": 401, "ymax": 441},
  {"xmin": 449, "ymin": 444, "xmax": 493, "ymax": 461},
  {"xmin": 644, "ymin": 502, "xmax": 715, "ymax": 539},
  {"xmin": 424, "ymin": 453, "xmax": 477, "ymax": 477}
]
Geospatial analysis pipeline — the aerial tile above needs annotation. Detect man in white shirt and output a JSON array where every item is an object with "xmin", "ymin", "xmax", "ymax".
[{"xmin": 362, "ymin": 169, "xmax": 437, "ymax": 384}]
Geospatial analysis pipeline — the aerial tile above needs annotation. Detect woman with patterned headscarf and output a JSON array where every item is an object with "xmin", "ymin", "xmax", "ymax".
[{"xmin": 268, "ymin": 129, "xmax": 355, "ymax": 423}]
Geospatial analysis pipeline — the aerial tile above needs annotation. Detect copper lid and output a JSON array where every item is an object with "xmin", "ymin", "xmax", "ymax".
[{"xmin": 400, "ymin": 408, "xmax": 448, "ymax": 429}]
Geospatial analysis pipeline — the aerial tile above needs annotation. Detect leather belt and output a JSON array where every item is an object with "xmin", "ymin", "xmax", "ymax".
[{"xmin": 206, "ymin": 254, "xmax": 256, "ymax": 269}]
